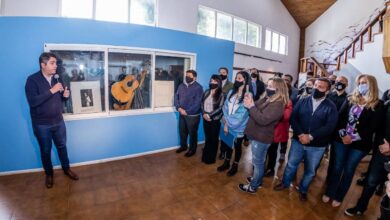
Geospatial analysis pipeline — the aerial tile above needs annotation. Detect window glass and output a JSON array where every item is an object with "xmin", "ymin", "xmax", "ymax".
[
  {"xmin": 95, "ymin": 0, "xmax": 128, "ymax": 23},
  {"xmin": 247, "ymin": 23, "xmax": 259, "ymax": 47},
  {"xmin": 279, "ymin": 35, "xmax": 287, "ymax": 55},
  {"xmin": 52, "ymin": 50, "xmax": 105, "ymax": 115},
  {"xmin": 233, "ymin": 18, "xmax": 247, "ymax": 44},
  {"xmin": 272, "ymin": 32, "xmax": 279, "ymax": 53},
  {"xmin": 130, "ymin": 0, "xmax": 156, "ymax": 26},
  {"xmin": 108, "ymin": 52, "xmax": 152, "ymax": 111},
  {"xmin": 197, "ymin": 7, "xmax": 216, "ymax": 37},
  {"xmin": 216, "ymin": 12, "xmax": 232, "ymax": 40},
  {"xmin": 61, "ymin": 0, "xmax": 93, "ymax": 19},
  {"xmin": 265, "ymin": 29, "xmax": 272, "ymax": 51}
]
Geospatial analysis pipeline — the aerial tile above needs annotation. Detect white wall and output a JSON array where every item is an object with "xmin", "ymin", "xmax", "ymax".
[
  {"xmin": 1, "ymin": 0, "xmax": 300, "ymax": 81},
  {"xmin": 305, "ymin": 0, "xmax": 385, "ymax": 64}
]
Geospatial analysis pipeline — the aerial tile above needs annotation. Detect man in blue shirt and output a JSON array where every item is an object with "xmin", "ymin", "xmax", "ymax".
[
  {"xmin": 174, "ymin": 70, "xmax": 203, "ymax": 157},
  {"xmin": 25, "ymin": 52, "xmax": 79, "ymax": 188},
  {"xmin": 274, "ymin": 78, "xmax": 338, "ymax": 201}
]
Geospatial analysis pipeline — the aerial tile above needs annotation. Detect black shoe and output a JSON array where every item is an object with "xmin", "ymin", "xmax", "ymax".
[
  {"xmin": 45, "ymin": 175, "xmax": 53, "ymax": 188},
  {"xmin": 64, "ymin": 169, "xmax": 79, "ymax": 180},
  {"xmin": 299, "ymin": 192, "xmax": 308, "ymax": 202},
  {"xmin": 227, "ymin": 163, "xmax": 238, "ymax": 176},
  {"xmin": 375, "ymin": 184, "xmax": 384, "ymax": 196},
  {"xmin": 238, "ymin": 184, "xmax": 256, "ymax": 194},
  {"xmin": 273, "ymin": 183, "xmax": 288, "ymax": 191},
  {"xmin": 356, "ymin": 177, "xmax": 366, "ymax": 186},
  {"xmin": 344, "ymin": 207, "xmax": 363, "ymax": 217},
  {"xmin": 217, "ymin": 160, "xmax": 230, "ymax": 172},
  {"xmin": 184, "ymin": 151, "xmax": 195, "ymax": 157},
  {"xmin": 264, "ymin": 169, "xmax": 274, "ymax": 177},
  {"xmin": 176, "ymin": 146, "xmax": 187, "ymax": 153}
]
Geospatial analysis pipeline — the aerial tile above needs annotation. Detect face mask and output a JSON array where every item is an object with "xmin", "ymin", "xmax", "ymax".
[
  {"xmin": 251, "ymin": 73, "xmax": 258, "ymax": 79},
  {"xmin": 305, "ymin": 87, "xmax": 313, "ymax": 94},
  {"xmin": 234, "ymin": 81, "xmax": 244, "ymax": 89},
  {"xmin": 209, "ymin": 83, "xmax": 218, "ymax": 90},
  {"xmin": 312, "ymin": 88, "xmax": 326, "ymax": 99},
  {"xmin": 220, "ymin": 75, "xmax": 227, "ymax": 80},
  {"xmin": 185, "ymin": 76, "xmax": 194, "ymax": 84},
  {"xmin": 266, "ymin": 89, "xmax": 276, "ymax": 97},
  {"xmin": 335, "ymin": 82, "xmax": 346, "ymax": 91},
  {"xmin": 358, "ymin": 84, "xmax": 369, "ymax": 96}
]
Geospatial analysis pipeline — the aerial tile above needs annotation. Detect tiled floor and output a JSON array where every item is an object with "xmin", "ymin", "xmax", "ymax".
[{"xmin": 0, "ymin": 145, "xmax": 381, "ymax": 219}]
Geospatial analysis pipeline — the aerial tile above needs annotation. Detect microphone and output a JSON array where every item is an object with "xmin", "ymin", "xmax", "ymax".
[{"xmin": 54, "ymin": 74, "xmax": 64, "ymax": 92}]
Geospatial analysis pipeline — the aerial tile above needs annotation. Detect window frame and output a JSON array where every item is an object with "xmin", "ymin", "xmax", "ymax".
[
  {"xmin": 197, "ymin": 5, "xmax": 262, "ymax": 49},
  {"xmin": 44, "ymin": 43, "xmax": 196, "ymax": 121},
  {"xmin": 59, "ymin": 0, "xmax": 158, "ymax": 26},
  {"xmin": 265, "ymin": 28, "xmax": 288, "ymax": 55}
]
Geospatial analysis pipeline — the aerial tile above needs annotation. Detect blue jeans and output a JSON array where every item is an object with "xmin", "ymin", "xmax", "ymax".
[
  {"xmin": 250, "ymin": 140, "xmax": 270, "ymax": 190},
  {"xmin": 32, "ymin": 121, "xmax": 70, "ymax": 176},
  {"xmin": 325, "ymin": 141, "xmax": 366, "ymax": 202},
  {"xmin": 282, "ymin": 139, "xmax": 326, "ymax": 193}
]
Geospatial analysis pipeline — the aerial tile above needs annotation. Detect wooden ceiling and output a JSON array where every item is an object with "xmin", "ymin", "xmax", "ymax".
[{"xmin": 281, "ymin": 0, "xmax": 337, "ymax": 28}]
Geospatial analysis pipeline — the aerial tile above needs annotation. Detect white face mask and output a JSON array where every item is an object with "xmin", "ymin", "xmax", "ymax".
[{"xmin": 358, "ymin": 84, "xmax": 369, "ymax": 96}]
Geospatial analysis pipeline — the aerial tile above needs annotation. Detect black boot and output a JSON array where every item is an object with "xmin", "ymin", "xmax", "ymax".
[
  {"xmin": 227, "ymin": 162, "xmax": 238, "ymax": 176},
  {"xmin": 217, "ymin": 159, "xmax": 230, "ymax": 172}
]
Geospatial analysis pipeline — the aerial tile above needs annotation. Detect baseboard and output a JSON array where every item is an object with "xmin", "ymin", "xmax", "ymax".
[{"xmin": 0, "ymin": 141, "xmax": 205, "ymax": 176}]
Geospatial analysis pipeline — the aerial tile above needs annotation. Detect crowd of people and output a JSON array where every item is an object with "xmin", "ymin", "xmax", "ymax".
[
  {"xmin": 25, "ymin": 52, "xmax": 390, "ymax": 219},
  {"xmin": 173, "ymin": 66, "xmax": 390, "ymax": 219}
]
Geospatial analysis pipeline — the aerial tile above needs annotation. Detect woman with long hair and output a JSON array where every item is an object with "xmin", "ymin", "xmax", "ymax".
[
  {"xmin": 323, "ymin": 74, "xmax": 385, "ymax": 207},
  {"xmin": 201, "ymin": 74, "xmax": 224, "ymax": 164},
  {"xmin": 217, "ymin": 71, "xmax": 251, "ymax": 176},
  {"xmin": 239, "ymin": 77, "xmax": 288, "ymax": 193}
]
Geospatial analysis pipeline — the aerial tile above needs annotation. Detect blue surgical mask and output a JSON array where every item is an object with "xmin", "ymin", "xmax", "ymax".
[{"xmin": 358, "ymin": 84, "xmax": 369, "ymax": 96}]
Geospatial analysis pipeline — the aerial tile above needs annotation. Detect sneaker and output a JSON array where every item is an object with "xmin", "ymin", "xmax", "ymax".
[
  {"xmin": 322, "ymin": 195, "xmax": 330, "ymax": 203},
  {"xmin": 331, "ymin": 200, "xmax": 341, "ymax": 208},
  {"xmin": 238, "ymin": 184, "xmax": 256, "ymax": 194},
  {"xmin": 344, "ymin": 207, "xmax": 363, "ymax": 217},
  {"xmin": 245, "ymin": 176, "xmax": 262, "ymax": 189}
]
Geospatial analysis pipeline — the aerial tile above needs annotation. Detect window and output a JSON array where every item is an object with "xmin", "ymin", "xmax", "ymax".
[
  {"xmin": 154, "ymin": 55, "xmax": 191, "ymax": 107},
  {"xmin": 46, "ymin": 44, "xmax": 195, "ymax": 119},
  {"xmin": 96, "ymin": 0, "xmax": 128, "ymax": 23},
  {"xmin": 272, "ymin": 32, "xmax": 279, "ymax": 53},
  {"xmin": 52, "ymin": 50, "xmax": 105, "ymax": 115},
  {"xmin": 265, "ymin": 29, "xmax": 272, "ymax": 51},
  {"xmin": 61, "ymin": 0, "xmax": 93, "ymax": 19},
  {"xmin": 108, "ymin": 51, "xmax": 152, "ymax": 111},
  {"xmin": 61, "ymin": 0, "xmax": 156, "ymax": 25},
  {"xmin": 197, "ymin": 7, "xmax": 216, "ymax": 37},
  {"xmin": 197, "ymin": 6, "xmax": 261, "ymax": 48},
  {"xmin": 265, "ymin": 28, "xmax": 288, "ymax": 55},
  {"xmin": 233, "ymin": 18, "xmax": 247, "ymax": 44},
  {"xmin": 130, "ymin": 0, "xmax": 156, "ymax": 26},
  {"xmin": 216, "ymin": 12, "xmax": 232, "ymax": 40},
  {"xmin": 247, "ymin": 23, "xmax": 259, "ymax": 47}
]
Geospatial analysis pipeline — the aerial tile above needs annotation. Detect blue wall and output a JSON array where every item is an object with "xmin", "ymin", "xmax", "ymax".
[{"xmin": 0, "ymin": 17, "xmax": 234, "ymax": 173}]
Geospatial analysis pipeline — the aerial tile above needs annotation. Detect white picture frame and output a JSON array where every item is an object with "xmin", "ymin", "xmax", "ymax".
[{"xmin": 70, "ymin": 81, "xmax": 102, "ymax": 114}]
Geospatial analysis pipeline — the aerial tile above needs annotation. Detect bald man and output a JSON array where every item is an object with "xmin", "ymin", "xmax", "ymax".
[{"xmin": 328, "ymin": 75, "xmax": 348, "ymax": 110}]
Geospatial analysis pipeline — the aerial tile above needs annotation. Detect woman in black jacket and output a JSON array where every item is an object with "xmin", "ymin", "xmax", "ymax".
[
  {"xmin": 201, "ymin": 74, "xmax": 225, "ymax": 164},
  {"xmin": 323, "ymin": 74, "xmax": 385, "ymax": 207}
]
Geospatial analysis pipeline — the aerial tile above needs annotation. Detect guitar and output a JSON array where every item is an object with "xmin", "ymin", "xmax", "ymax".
[
  {"xmin": 111, "ymin": 75, "xmax": 139, "ymax": 110},
  {"xmin": 111, "ymin": 70, "xmax": 147, "ymax": 110}
]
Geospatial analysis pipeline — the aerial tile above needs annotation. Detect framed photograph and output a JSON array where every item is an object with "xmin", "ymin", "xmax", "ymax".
[{"xmin": 70, "ymin": 81, "xmax": 102, "ymax": 114}]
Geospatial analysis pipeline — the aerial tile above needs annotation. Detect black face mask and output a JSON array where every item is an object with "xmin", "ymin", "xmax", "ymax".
[
  {"xmin": 185, "ymin": 76, "xmax": 194, "ymax": 84},
  {"xmin": 305, "ymin": 87, "xmax": 313, "ymax": 94},
  {"xmin": 209, "ymin": 83, "xmax": 218, "ymax": 90},
  {"xmin": 220, "ymin": 75, "xmax": 227, "ymax": 80},
  {"xmin": 312, "ymin": 88, "xmax": 326, "ymax": 99},
  {"xmin": 251, "ymin": 73, "xmax": 258, "ymax": 79},
  {"xmin": 234, "ymin": 81, "xmax": 244, "ymax": 89},
  {"xmin": 266, "ymin": 89, "xmax": 276, "ymax": 97},
  {"xmin": 335, "ymin": 82, "xmax": 346, "ymax": 91}
]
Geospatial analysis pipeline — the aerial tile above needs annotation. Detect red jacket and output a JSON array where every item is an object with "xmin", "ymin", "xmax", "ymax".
[{"xmin": 273, "ymin": 100, "xmax": 292, "ymax": 143}]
